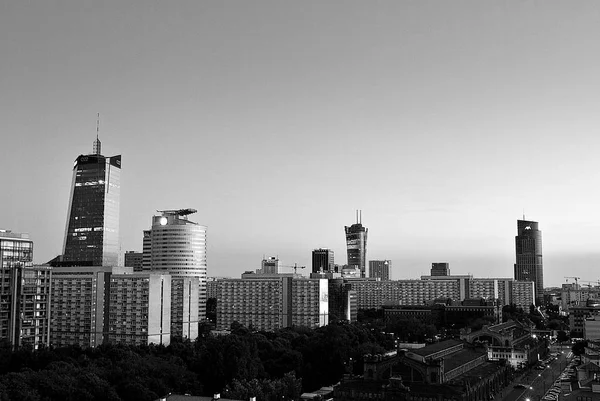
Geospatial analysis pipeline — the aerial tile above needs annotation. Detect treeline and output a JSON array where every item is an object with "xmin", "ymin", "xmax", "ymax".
[{"xmin": 0, "ymin": 322, "xmax": 391, "ymax": 401}]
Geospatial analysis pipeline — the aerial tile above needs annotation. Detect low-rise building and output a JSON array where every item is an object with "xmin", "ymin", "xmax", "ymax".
[
  {"xmin": 460, "ymin": 320, "xmax": 547, "ymax": 369},
  {"xmin": 334, "ymin": 339, "xmax": 510, "ymax": 401}
]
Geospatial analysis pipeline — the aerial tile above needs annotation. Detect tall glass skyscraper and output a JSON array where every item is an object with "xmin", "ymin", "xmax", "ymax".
[
  {"xmin": 62, "ymin": 137, "xmax": 121, "ymax": 266},
  {"xmin": 514, "ymin": 219, "xmax": 543, "ymax": 305},
  {"xmin": 143, "ymin": 209, "xmax": 207, "ymax": 339},
  {"xmin": 345, "ymin": 211, "xmax": 368, "ymax": 278}
]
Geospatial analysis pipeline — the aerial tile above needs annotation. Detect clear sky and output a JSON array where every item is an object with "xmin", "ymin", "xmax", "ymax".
[{"xmin": 2, "ymin": 1, "xmax": 600, "ymax": 287}]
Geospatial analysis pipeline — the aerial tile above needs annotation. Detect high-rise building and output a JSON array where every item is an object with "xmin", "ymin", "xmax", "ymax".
[
  {"xmin": 0, "ymin": 230, "xmax": 51, "ymax": 349},
  {"xmin": 261, "ymin": 256, "xmax": 279, "ymax": 274},
  {"xmin": 124, "ymin": 251, "xmax": 143, "ymax": 272},
  {"xmin": 216, "ymin": 275, "xmax": 329, "ymax": 331},
  {"xmin": 345, "ymin": 211, "xmax": 368, "ymax": 278},
  {"xmin": 514, "ymin": 219, "xmax": 543, "ymax": 305},
  {"xmin": 20, "ymin": 265, "xmax": 52, "ymax": 349},
  {"xmin": 369, "ymin": 260, "xmax": 391, "ymax": 280},
  {"xmin": 62, "ymin": 137, "xmax": 121, "ymax": 266},
  {"xmin": 312, "ymin": 249, "xmax": 335, "ymax": 274},
  {"xmin": 50, "ymin": 266, "xmax": 171, "ymax": 347},
  {"xmin": 431, "ymin": 263, "xmax": 450, "ymax": 276},
  {"xmin": 143, "ymin": 209, "xmax": 206, "ymax": 339}
]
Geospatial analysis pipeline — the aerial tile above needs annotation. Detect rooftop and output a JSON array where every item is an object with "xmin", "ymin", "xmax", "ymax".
[
  {"xmin": 411, "ymin": 339, "xmax": 463, "ymax": 357},
  {"xmin": 444, "ymin": 348, "xmax": 487, "ymax": 373}
]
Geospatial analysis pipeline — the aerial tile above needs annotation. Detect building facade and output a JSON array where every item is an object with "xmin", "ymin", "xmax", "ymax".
[
  {"xmin": 50, "ymin": 266, "xmax": 130, "ymax": 347},
  {"xmin": 143, "ymin": 209, "xmax": 206, "ymax": 339},
  {"xmin": 260, "ymin": 256, "xmax": 280, "ymax": 274},
  {"xmin": 369, "ymin": 260, "xmax": 391, "ymax": 281},
  {"xmin": 19, "ymin": 265, "xmax": 52, "ymax": 349},
  {"xmin": 312, "ymin": 248, "xmax": 335, "ymax": 274},
  {"xmin": 107, "ymin": 272, "xmax": 171, "ymax": 346},
  {"xmin": 0, "ymin": 230, "xmax": 37, "ymax": 348},
  {"xmin": 62, "ymin": 138, "xmax": 121, "ymax": 266},
  {"xmin": 430, "ymin": 262, "xmax": 450, "ymax": 276},
  {"xmin": 514, "ymin": 219, "xmax": 543, "ymax": 305},
  {"xmin": 345, "ymin": 276, "xmax": 535, "ymax": 311},
  {"xmin": 50, "ymin": 266, "xmax": 171, "ymax": 347},
  {"xmin": 124, "ymin": 251, "xmax": 143, "ymax": 272},
  {"xmin": 345, "ymin": 211, "xmax": 368, "ymax": 278},
  {"xmin": 215, "ymin": 275, "xmax": 328, "ymax": 331}
]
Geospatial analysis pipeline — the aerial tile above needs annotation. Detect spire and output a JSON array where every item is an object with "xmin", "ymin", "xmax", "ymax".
[{"xmin": 93, "ymin": 113, "xmax": 102, "ymax": 155}]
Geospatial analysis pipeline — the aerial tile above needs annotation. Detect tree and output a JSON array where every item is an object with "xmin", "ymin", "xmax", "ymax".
[
  {"xmin": 572, "ymin": 340, "xmax": 588, "ymax": 357},
  {"xmin": 556, "ymin": 330, "xmax": 569, "ymax": 343}
]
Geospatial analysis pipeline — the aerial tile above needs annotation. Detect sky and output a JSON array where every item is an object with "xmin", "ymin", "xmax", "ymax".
[{"xmin": 2, "ymin": 1, "xmax": 600, "ymax": 287}]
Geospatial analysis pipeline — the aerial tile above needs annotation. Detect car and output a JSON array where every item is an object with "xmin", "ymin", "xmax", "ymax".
[{"xmin": 514, "ymin": 384, "xmax": 527, "ymax": 389}]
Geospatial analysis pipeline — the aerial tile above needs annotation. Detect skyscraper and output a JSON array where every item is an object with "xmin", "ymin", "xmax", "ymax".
[
  {"xmin": 345, "ymin": 211, "xmax": 368, "ymax": 278},
  {"xmin": 261, "ymin": 256, "xmax": 280, "ymax": 274},
  {"xmin": 312, "ymin": 248, "xmax": 335, "ymax": 274},
  {"xmin": 124, "ymin": 251, "xmax": 143, "ymax": 272},
  {"xmin": 143, "ymin": 209, "xmax": 206, "ymax": 339},
  {"xmin": 514, "ymin": 219, "xmax": 543, "ymax": 305},
  {"xmin": 431, "ymin": 263, "xmax": 450, "ymax": 276},
  {"xmin": 369, "ymin": 260, "xmax": 391, "ymax": 280},
  {"xmin": 62, "ymin": 136, "xmax": 121, "ymax": 266}
]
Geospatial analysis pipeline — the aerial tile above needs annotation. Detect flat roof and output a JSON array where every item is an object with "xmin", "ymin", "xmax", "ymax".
[{"xmin": 411, "ymin": 339, "xmax": 463, "ymax": 357}]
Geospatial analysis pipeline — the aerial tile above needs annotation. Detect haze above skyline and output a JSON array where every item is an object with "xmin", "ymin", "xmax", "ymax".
[{"xmin": 2, "ymin": 1, "xmax": 600, "ymax": 287}]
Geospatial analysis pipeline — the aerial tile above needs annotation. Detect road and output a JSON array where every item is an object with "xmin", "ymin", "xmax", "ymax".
[{"xmin": 493, "ymin": 347, "xmax": 571, "ymax": 401}]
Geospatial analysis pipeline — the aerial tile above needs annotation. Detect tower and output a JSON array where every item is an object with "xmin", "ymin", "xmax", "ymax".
[
  {"xmin": 369, "ymin": 260, "xmax": 391, "ymax": 280},
  {"xmin": 143, "ymin": 209, "xmax": 206, "ymax": 339},
  {"xmin": 312, "ymin": 248, "xmax": 335, "ymax": 274},
  {"xmin": 62, "ymin": 136, "xmax": 121, "ymax": 266},
  {"xmin": 261, "ymin": 256, "xmax": 280, "ymax": 274},
  {"xmin": 345, "ymin": 210, "xmax": 368, "ymax": 278},
  {"xmin": 514, "ymin": 219, "xmax": 543, "ymax": 305}
]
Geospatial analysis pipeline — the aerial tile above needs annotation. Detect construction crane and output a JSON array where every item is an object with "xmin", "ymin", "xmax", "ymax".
[
  {"xmin": 564, "ymin": 276, "xmax": 581, "ymax": 286},
  {"xmin": 280, "ymin": 264, "xmax": 306, "ymax": 275},
  {"xmin": 580, "ymin": 280, "xmax": 599, "ymax": 289}
]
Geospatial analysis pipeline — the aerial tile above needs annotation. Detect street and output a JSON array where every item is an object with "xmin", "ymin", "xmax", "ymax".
[{"xmin": 494, "ymin": 347, "xmax": 571, "ymax": 401}]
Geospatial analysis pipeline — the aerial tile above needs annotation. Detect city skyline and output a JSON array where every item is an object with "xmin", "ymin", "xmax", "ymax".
[{"xmin": 3, "ymin": 2, "xmax": 600, "ymax": 287}]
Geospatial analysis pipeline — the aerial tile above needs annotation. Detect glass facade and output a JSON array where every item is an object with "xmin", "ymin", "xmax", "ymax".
[
  {"xmin": 345, "ymin": 223, "xmax": 368, "ymax": 277},
  {"xmin": 63, "ymin": 154, "xmax": 121, "ymax": 266},
  {"xmin": 143, "ymin": 211, "xmax": 207, "ymax": 335},
  {"xmin": 514, "ymin": 219, "xmax": 543, "ymax": 305}
]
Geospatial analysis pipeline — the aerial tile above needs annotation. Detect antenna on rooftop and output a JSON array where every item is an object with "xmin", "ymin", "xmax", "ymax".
[{"xmin": 93, "ymin": 113, "xmax": 102, "ymax": 155}]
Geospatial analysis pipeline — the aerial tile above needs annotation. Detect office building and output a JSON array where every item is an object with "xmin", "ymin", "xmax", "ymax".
[
  {"xmin": 50, "ymin": 266, "xmax": 171, "ymax": 347},
  {"xmin": 216, "ymin": 274, "xmax": 328, "ymax": 331},
  {"xmin": 62, "ymin": 137, "xmax": 121, "ymax": 266},
  {"xmin": 514, "ymin": 219, "xmax": 543, "ymax": 305},
  {"xmin": 430, "ymin": 262, "xmax": 450, "ymax": 276},
  {"xmin": 143, "ymin": 209, "xmax": 206, "ymax": 339},
  {"xmin": 368, "ymin": 260, "xmax": 391, "ymax": 280},
  {"xmin": 345, "ymin": 211, "xmax": 368, "ymax": 278},
  {"xmin": 312, "ymin": 249, "xmax": 335, "ymax": 274},
  {"xmin": 124, "ymin": 251, "xmax": 143, "ymax": 272},
  {"xmin": 260, "ymin": 256, "xmax": 279, "ymax": 274}
]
